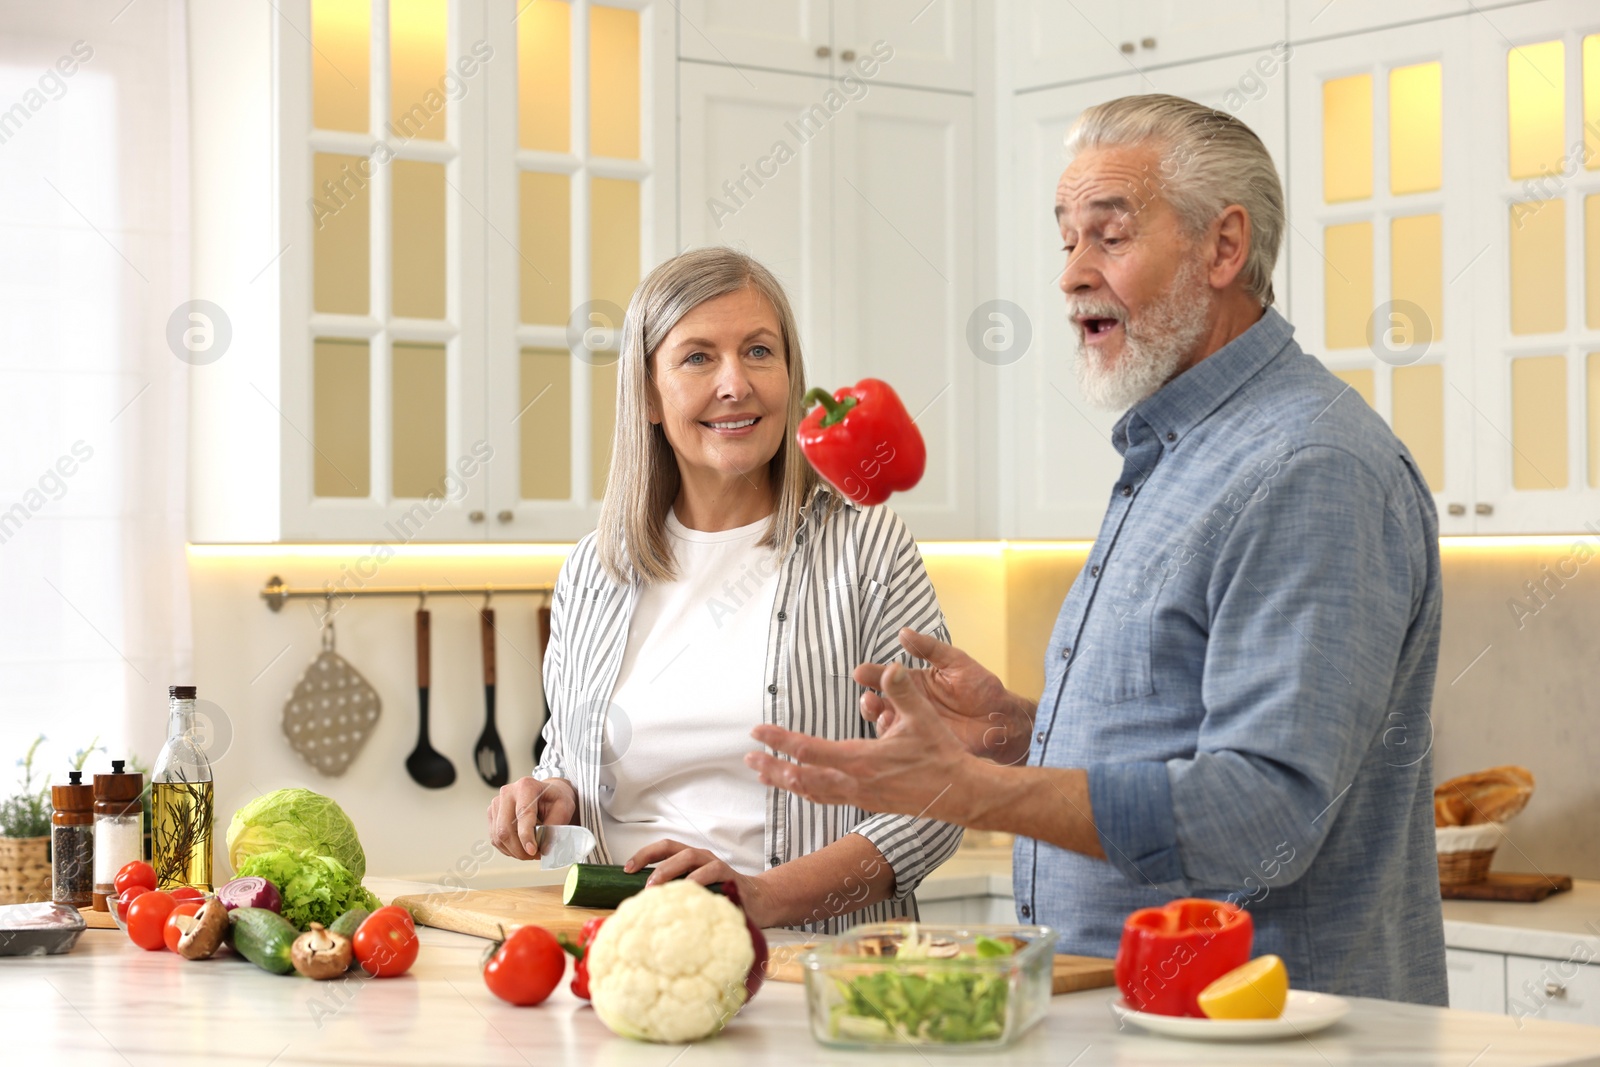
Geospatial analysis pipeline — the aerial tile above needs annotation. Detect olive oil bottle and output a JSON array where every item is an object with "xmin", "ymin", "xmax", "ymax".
[{"xmin": 152, "ymin": 685, "xmax": 215, "ymax": 891}]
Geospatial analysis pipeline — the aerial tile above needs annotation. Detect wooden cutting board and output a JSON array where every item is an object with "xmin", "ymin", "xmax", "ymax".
[
  {"xmin": 763, "ymin": 941, "xmax": 1115, "ymax": 996},
  {"xmin": 1441, "ymin": 873, "xmax": 1572, "ymax": 902},
  {"xmin": 79, "ymin": 907, "xmax": 118, "ymax": 930},
  {"xmin": 392, "ymin": 884, "xmax": 611, "ymax": 940}
]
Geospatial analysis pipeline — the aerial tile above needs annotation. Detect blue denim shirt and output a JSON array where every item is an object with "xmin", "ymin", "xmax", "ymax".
[{"xmin": 1016, "ymin": 308, "xmax": 1448, "ymax": 1005}]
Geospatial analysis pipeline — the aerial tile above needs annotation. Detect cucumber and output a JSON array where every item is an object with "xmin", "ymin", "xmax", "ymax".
[
  {"xmin": 561, "ymin": 863, "xmax": 726, "ymax": 909},
  {"xmin": 229, "ymin": 907, "xmax": 299, "ymax": 975},
  {"xmin": 329, "ymin": 907, "xmax": 371, "ymax": 940}
]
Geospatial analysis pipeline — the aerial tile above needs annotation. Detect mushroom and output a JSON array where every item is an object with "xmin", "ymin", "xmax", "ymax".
[
  {"xmin": 175, "ymin": 896, "xmax": 230, "ymax": 960},
  {"xmin": 291, "ymin": 922, "xmax": 353, "ymax": 980}
]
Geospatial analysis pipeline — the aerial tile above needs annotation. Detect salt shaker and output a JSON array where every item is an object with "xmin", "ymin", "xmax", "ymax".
[{"xmin": 92, "ymin": 760, "xmax": 144, "ymax": 911}]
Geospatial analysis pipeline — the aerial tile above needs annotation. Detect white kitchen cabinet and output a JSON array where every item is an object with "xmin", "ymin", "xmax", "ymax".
[
  {"xmin": 1285, "ymin": 0, "xmax": 1600, "ymax": 535},
  {"xmin": 1285, "ymin": 17, "xmax": 1478, "ymax": 534},
  {"xmin": 1005, "ymin": 51, "xmax": 1287, "ymax": 538},
  {"xmin": 1446, "ymin": 948, "xmax": 1508, "ymax": 1014},
  {"xmin": 676, "ymin": 0, "xmax": 973, "ymax": 92},
  {"xmin": 1286, "ymin": 0, "xmax": 1540, "ymax": 44},
  {"xmin": 1464, "ymin": 1, "xmax": 1600, "ymax": 533},
  {"xmin": 1008, "ymin": 0, "xmax": 1287, "ymax": 91},
  {"xmin": 1506, "ymin": 953, "xmax": 1600, "ymax": 1026},
  {"xmin": 678, "ymin": 63, "xmax": 981, "ymax": 538},
  {"xmin": 189, "ymin": 0, "xmax": 674, "ymax": 543}
]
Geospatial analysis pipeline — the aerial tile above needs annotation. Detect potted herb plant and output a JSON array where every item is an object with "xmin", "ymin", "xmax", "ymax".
[{"xmin": 0, "ymin": 735, "xmax": 52, "ymax": 904}]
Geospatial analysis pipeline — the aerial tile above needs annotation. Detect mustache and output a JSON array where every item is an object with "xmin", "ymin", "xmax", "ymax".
[{"xmin": 1064, "ymin": 297, "xmax": 1127, "ymax": 322}]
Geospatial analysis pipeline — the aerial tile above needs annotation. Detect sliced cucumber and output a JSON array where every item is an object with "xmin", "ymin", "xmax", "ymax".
[{"xmin": 561, "ymin": 863, "xmax": 729, "ymax": 908}]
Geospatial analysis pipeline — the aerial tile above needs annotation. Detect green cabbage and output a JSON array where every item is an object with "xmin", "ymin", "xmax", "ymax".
[
  {"xmin": 235, "ymin": 848, "xmax": 381, "ymax": 931},
  {"xmin": 227, "ymin": 788, "xmax": 367, "ymax": 880}
]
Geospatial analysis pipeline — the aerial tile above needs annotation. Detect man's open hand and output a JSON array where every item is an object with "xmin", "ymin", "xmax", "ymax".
[
  {"xmin": 747, "ymin": 661, "xmax": 977, "ymax": 820},
  {"xmin": 855, "ymin": 629, "xmax": 1034, "ymax": 765}
]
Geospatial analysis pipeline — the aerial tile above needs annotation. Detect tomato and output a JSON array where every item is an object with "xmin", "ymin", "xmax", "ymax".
[
  {"xmin": 162, "ymin": 902, "xmax": 202, "ymax": 953},
  {"xmin": 113, "ymin": 885, "xmax": 149, "ymax": 929},
  {"xmin": 352, "ymin": 905, "xmax": 419, "ymax": 978},
  {"xmin": 126, "ymin": 890, "xmax": 179, "ymax": 951},
  {"xmin": 168, "ymin": 886, "xmax": 206, "ymax": 904},
  {"xmin": 114, "ymin": 860, "xmax": 157, "ymax": 897},
  {"xmin": 483, "ymin": 925, "xmax": 566, "ymax": 1007}
]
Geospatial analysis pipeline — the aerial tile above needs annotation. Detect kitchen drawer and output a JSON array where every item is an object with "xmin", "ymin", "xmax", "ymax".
[
  {"xmin": 1445, "ymin": 948, "xmax": 1506, "ymax": 1014},
  {"xmin": 1506, "ymin": 954, "xmax": 1600, "ymax": 1027}
]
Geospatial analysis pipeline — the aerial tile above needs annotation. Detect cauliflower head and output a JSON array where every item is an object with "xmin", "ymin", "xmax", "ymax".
[{"xmin": 587, "ymin": 880, "xmax": 756, "ymax": 1043}]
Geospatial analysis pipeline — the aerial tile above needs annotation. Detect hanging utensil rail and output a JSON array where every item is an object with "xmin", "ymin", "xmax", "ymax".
[{"xmin": 260, "ymin": 576, "xmax": 553, "ymax": 612}]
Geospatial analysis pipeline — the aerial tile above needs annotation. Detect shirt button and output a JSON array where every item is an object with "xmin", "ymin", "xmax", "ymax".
[
  {"xmin": 767, "ymin": 683, "xmax": 777, "ymax": 694},
  {"xmin": 1035, "ymin": 731, "xmax": 1045, "ymax": 744},
  {"xmin": 1060, "ymin": 646, "xmax": 1071, "ymax": 659},
  {"xmin": 1120, "ymin": 484, "xmax": 1133, "ymax": 497},
  {"xmin": 1166, "ymin": 431, "xmax": 1177, "ymax": 442},
  {"xmin": 1090, "ymin": 565, "xmax": 1100, "ymax": 577},
  {"xmin": 1019, "ymin": 904, "xmax": 1032, "ymax": 919},
  {"xmin": 777, "ymin": 611, "xmax": 787, "ymax": 621},
  {"xmin": 795, "ymin": 532, "xmax": 805, "ymax": 545}
]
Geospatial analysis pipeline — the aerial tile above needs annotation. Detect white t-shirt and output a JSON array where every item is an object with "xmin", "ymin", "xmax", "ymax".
[{"xmin": 598, "ymin": 508, "xmax": 782, "ymax": 874}]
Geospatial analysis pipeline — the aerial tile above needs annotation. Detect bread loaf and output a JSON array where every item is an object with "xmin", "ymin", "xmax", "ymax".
[{"xmin": 1433, "ymin": 765, "xmax": 1534, "ymax": 827}]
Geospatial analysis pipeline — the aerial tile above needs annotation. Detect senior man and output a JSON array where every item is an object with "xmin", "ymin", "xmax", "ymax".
[{"xmin": 746, "ymin": 94, "xmax": 1447, "ymax": 1004}]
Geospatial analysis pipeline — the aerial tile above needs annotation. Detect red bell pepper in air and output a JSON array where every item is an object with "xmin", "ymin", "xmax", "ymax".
[
  {"xmin": 1114, "ymin": 898, "xmax": 1254, "ymax": 1017},
  {"xmin": 796, "ymin": 379, "xmax": 926, "ymax": 506}
]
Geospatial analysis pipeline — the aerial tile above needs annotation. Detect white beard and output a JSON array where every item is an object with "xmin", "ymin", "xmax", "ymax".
[{"xmin": 1069, "ymin": 255, "xmax": 1212, "ymax": 413}]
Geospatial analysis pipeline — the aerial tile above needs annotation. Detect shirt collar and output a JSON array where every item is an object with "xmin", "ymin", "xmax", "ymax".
[{"xmin": 1112, "ymin": 306, "xmax": 1296, "ymax": 455}]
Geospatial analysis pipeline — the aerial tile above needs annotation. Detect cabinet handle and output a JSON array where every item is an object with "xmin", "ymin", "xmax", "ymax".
[
  {"xmin": 468, "ymin": 510, "xmax": 485, "ymax": 523},
  {"xmin": 1119, "ymin": 41, "xmax": 1135, "ymax": 54},
  {"xmin": 840, "ymin": 49, "xmax": 856, "ymax": 61},
  {"xmin": 1544, "ymin": 980, "xmax": 1567, "ymax": 998},
  {"xmin": 1141, "ymin": 37, "xmax": 1157, "ymax": 49},
  {"xmin": 496, "ymin": 509, "xmax": 514, "ymax": 524},
  {"xmin": 1447, "ymin": 503, "xmax": 1466, "ymax": 516},
  {"xmin": 816, "ymin": 45, "xmax": 831, "ymax": 58},
  {"xmin": 1475, "ymin": 503, "xmax": 1494, "ymax": 516}
]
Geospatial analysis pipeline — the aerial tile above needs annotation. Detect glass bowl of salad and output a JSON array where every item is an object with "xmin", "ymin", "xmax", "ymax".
[{"xmin": 801, "ymin": 922, "xmax": 1059, "ymax": 1050}]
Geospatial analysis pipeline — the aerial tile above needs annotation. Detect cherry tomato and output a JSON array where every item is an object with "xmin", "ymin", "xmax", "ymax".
[
  {"xmin": 162, "ymin": 902, "xmax": 202, "ymax": 953},
  {"xmin": 167, "ymin": 886, "xmax": 206, "ymax": 904},
  {"xmin": 113, "ymin": 884, "xmax": 149, "ymax": 930},
  {"xmin": 113, "ymin": 860, "xmax": 157, "ymax": 897},
  {"xmin": 483, "ymin": 925, "xmax": 566, "ymax": 1006},
  {"xmin": 126, "ymin": 890, "xmax": 179, "ymax": 951},
  {"xmin": 352, "ymin": 905, "xmax": 419, "ymax": 978}
]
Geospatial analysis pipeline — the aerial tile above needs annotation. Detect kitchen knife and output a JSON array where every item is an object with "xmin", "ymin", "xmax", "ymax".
[{"xmin": 534, "ymin": 824, "xmax": 596, "ymax": 869}]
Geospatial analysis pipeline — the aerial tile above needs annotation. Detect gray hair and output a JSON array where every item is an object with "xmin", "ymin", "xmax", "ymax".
[
  {"xmin": 595, "ymin": 247, "xmax": 830, "ymax": 586},
  {"xmin": 1065, "ymin": 94, "xmax": 1284, "ymax": 307}
]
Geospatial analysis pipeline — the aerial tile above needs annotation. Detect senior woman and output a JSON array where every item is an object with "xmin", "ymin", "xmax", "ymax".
[{"xmin": 486, "ymin": 247, "xmax": 961, "ymax": 932}]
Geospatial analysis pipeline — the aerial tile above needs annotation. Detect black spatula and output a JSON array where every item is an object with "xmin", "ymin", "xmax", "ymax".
[
  {"xmin": 406, "ymin": 607, "xmax": 456, "ymax": 789},
  {"xmin": 474, "ymin": 607, "xmax": 509, "ymax": 787}
]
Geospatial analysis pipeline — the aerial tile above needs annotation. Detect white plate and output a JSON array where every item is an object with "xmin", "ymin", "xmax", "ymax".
[{"xmin": 1109, "ymin": 990, "xmax": 1351, "ymax": 1041}]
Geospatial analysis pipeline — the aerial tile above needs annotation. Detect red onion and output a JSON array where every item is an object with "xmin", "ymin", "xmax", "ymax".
[
  {"xmin": 718, "ymin": 880, "xmax": 768, "ymax": 1002},
  {"xmin": 216, "ymin": 876, "xmax": 282, "ymax": 913}
]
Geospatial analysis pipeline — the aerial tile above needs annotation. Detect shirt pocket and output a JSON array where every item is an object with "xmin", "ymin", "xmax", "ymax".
[
  {"xmin": 1075, "ymin": 582, "xmax": 1158, "ymax": 705},
  {"xmin": 858, "ymin": 577, "xmax": 890, "ymax": 650}
]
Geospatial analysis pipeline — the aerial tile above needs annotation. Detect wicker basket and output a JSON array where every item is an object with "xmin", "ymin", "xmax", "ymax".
[
  {"xmin": 1435, "ymin": 823, "xmax": 1503, "ymax": 886},
  {"xmin": 0, "ymin": 835, "xmax": 51, "ymax": 905},
  {"xmin": 1438, "ymin": 847, "xmax": 1497, "ymax": 885}
]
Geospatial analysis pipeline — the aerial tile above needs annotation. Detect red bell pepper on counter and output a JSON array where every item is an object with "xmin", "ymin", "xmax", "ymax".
[
  {"xmin": 796, "ymin": 380, "xmax": 926, "ymax": 506},
  {"xmin": 1114, "ymin": 898, "xmax": 1254, "ymax": 1017},
  {"xmin": 560, "ymin": 916, "xmax": 606, "ymax": 1000}
]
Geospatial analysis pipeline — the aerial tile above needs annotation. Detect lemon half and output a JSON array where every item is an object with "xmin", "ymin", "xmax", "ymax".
[{"xmin": 1196, "ymin": 955, "xmax": 1289, "ymax": 1020}]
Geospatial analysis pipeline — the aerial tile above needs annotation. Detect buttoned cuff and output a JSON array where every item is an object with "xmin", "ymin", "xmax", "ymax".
[{"xmin": 1086, "ymin": 760, "xmax": 1185, "ymax": 886}]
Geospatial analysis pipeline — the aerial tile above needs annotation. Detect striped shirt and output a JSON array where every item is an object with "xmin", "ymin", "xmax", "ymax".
[{"xmin": 534, "ymin": 487, "xmax": 964, "ymax": 934}]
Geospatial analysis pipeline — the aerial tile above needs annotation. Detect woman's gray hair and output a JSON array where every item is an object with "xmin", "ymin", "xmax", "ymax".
[
  {"xmin": 595, "ymin": 247, "xmax": 830, "ymax": 586},
  {"xmin": 1065, "ymin": 94, "xmax": 1284, "ymax": 307}
]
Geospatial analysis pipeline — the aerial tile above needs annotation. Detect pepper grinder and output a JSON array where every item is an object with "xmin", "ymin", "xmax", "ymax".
[
  {"xmin": 51, "ymin": 770, "xmax": 95, "ymax": 908},
  {"xmin": 91, "ymin": 760, "xmax": 144, "ymax": 911}
]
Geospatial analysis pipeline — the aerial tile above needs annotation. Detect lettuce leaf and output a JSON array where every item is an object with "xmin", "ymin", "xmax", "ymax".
[
  {"xmin": 235, "ymin": 848, "xmax": 381, "ymax": 931},
  {"xmin": 227, "ymin": 788, "xmax": 367, "ymax": 880}
]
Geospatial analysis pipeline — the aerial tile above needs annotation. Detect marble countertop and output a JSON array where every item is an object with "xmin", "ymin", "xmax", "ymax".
[
  {"xmin": 3, "ymin": 877, "xmax": 1599, "ymax": 1066},
  {"xmin": 1442, "ymin": 879, "xmax": 1600, "ymax": 959}
]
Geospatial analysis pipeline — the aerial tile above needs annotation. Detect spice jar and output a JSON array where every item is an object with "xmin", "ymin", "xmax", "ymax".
[
  {"xmin": 92, "ymin": 760, "xmax": 144, "ymax": 911},
  {"xmin": 51, "ymin": 770, "xmax": 95, "ymax": 908}
]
